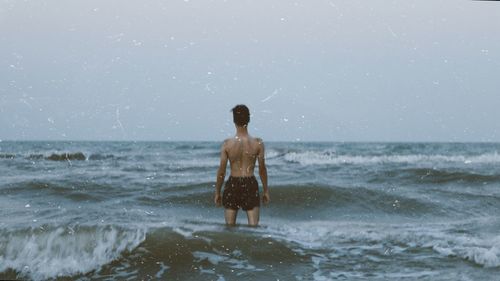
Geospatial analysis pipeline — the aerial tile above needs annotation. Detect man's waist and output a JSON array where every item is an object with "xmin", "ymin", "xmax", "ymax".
[{"xmin": 228, "ymin": 175, "xmax": 256, "ymax": 180}]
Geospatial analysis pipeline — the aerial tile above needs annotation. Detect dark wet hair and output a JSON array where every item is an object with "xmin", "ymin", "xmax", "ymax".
[{"xmin": 232, "ymin": 104, "xmax": 250, "ymax": 126}]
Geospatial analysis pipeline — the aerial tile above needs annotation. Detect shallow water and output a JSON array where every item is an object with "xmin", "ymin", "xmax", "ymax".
[{"xmin": 1, "ymin": 141, "xmax": 500, "ymax": 280}]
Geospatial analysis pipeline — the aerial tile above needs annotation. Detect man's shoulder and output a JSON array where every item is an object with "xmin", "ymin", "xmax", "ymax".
[
  {"xmin": 222, "ymin": 138, "xmax": 234, "ymax": 146},
  {"xmin": 253, "ymin": 137, "xmax": 264, "ymax": 145}
]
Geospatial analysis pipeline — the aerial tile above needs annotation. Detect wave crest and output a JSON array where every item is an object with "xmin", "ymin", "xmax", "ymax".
[
  {"xmin": 283, "ymin": 151, "xmax": 500, "ymax": 165},
  {"xmin": 0, "ymin": 225, "xmax": 146, "ymax": 280}
]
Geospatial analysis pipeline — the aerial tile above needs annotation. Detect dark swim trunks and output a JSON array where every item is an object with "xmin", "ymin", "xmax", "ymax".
[{"xmin": 222, "ymin": 176, "xmax": 260, "ymax": 211}]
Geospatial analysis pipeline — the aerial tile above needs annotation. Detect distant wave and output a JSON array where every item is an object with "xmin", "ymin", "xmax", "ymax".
[
  {"xmin": 0, "ymin": 152, "xmax": 125, "ymax": 162},
  {"xmin": 46, "ymin": 152, "xmax": 86, "ymax": 161},
  {"xmin": 0, "ymin": 153, "xmax": 15, "ymax": 159},
  {"xmin": 283, "ymin": 151, "xmax": 500, "ymax": 165},
  {"xmin": 371, "ymin": 168, "xmax": 500, "ymax": 184},
  {"xmin": 27, "ymin": 154, "xmax": 44, "ymax": 160},
  {"xmin": 0, "ymin": 152, "xmax": 219, "ymax": 167},
  {"xmin": 5, "ymin": 149, "xmax": 498, "ymax": 167},
  {"xmin": 88, "ymin": 153, "xmax": 116, "ymax": 160},
  {"xmin": 265, "ymin": 149, "xmax": 285, "ymax": 159},
  {"xmin": 174, "ymin": 144, "xmax": 210, "ymax": 150}
]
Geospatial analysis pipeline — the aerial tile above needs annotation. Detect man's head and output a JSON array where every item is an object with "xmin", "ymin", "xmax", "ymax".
[{"xmin": 232, "ymin": 104, "xmax": 250, "ymax": 127}]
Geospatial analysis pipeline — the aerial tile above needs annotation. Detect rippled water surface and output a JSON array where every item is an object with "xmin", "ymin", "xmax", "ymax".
[{"xmin": 1, "ymin": 141, "xmax": 500, "ymax": 280}]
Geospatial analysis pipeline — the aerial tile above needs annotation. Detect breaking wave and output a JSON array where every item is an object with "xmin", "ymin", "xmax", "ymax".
[
  {"xmin": 0, "ymin": 225, "xmax": 146, "ymax": 281},
  {"xmin": 283, "ymin": 151, "xmax": 500, "ymax": 166}
]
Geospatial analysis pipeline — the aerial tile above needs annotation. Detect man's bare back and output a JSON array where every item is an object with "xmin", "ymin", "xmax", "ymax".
[
  {"xmin": 224, "ymin": 135, "xmax": 262, "ymax": 177},
  {"xmin": 214, "ymin": 105, "xmax": 269, "ymax": 226}
]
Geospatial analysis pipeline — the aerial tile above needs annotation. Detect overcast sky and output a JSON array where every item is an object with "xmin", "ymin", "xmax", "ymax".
[{"xmin": 1, "ymin": 0, "xmax": 499, "ymax": 142}]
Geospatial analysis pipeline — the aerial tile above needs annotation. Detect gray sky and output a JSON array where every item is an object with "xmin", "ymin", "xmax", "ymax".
[{"xmin": 1, "ymin": 0, "xmax": 499, "ymax": 142}]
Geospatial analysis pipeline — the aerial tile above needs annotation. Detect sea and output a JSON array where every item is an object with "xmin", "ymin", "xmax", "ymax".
[{"xmin": 1, "ymin": 141, "xmax": 500, "ymax": 281}]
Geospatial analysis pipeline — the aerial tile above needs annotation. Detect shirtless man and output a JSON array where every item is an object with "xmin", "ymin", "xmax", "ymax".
[{"xmin": 214, "ymin": 105, "xmax": 270, "ymax": 226}]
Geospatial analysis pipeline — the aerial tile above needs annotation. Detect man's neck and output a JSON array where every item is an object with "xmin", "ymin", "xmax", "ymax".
[{"xmin": 235, "ymin": 125, "xmax": 248, "ymax": 137}]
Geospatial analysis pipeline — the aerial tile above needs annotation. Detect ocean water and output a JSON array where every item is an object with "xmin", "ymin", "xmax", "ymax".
[{"xmin": 1, "ymin": 141, "xmax": 500, "ymax": 281}]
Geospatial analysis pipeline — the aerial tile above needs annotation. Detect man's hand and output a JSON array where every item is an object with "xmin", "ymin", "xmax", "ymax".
[
  {"xmin": 214, "ymin": 192, "xmax": 222, "ymax": 207},
  {"xmin": 262, "ymin": 190, "xmax": 270, "ymax": 205}
]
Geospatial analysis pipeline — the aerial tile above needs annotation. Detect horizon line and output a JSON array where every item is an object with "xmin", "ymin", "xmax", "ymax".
[{"xmin": 1, "ymin": 139, "xmax": 499, "ymax": 144}]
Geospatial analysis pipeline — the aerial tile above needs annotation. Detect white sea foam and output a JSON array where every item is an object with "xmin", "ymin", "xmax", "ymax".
[
  {"xmin": 177, "ymin": 219, "xmax": 498, "ymax": 266},
  {"xmin": 283, "ymin": 151, "xmax": 500, "ymax": 166},
  {"xmin": 0, "ymin": 226, "xmax": 146, "ymax": 281},
  {"xmin": 265, "ymin": 149, "xmax": 281, "ymax": 159},
  {"xmin": 266, "ymin": 220, "xmax": 500, "ymax": 268},
  {"xmin": 277, "ymin": 222, "xmax": 500, "ymax": 280},
  {"xmin": 175, "ymin": 218, "xmax": 500, "ymax": 269}
]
